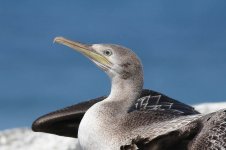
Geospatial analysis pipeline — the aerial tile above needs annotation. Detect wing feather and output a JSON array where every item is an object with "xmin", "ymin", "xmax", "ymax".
[{"xmin": 129, "ymin": 89, "xmax": 199, "ymax": 116}]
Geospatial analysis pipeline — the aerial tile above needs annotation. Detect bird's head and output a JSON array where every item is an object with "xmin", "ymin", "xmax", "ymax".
[{"xmin": 54, "ymin": 37, "xmax": 143, "ymax": 81}]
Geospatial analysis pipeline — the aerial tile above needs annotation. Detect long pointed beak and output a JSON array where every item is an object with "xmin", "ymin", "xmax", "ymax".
[{"xmin": 54, "ymin": 37, "xmax": 112, "ymax": 69}]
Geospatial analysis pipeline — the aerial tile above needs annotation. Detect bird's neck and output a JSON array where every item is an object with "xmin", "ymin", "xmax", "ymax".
[{"xmin": 106, "ymin": 74, "xmax": 143, "ymax": 108}]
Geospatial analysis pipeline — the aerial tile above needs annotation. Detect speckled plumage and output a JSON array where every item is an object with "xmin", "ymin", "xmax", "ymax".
[
  {"xmin": 189, "ymin": 109, "xmax": 226, "ymax": 150},
  {"xmin": 32, "ymin": 38, "xmax": 226, "ymax": 150}
]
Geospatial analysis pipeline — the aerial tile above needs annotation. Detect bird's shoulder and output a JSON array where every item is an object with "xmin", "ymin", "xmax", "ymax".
[{"xmin": 128, "ymin": 89, "xmax": 199, "ymax": 116}]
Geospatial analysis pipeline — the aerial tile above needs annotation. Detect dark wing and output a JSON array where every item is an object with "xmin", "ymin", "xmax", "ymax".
[
  {"xmin": 120, "ymin": 121, "xmax": 200, "ymax": 150},
  {"xmin": 120, "ymin": 89, "xmax": 201, "ymax": 149},
  {"xmin": 129, "ymin": 89, "xmax": 199, "ymax": 116},
  {"xmin": 32, "ymin": 96, "xmax": 105, "ymax": 138},
  {"xmin": 32, "ymin": 89, "xmax": 199, "ymax": 138},
  {"xmin": 122, "ymin": 106, "xmax": 226, "ymax": 150}
]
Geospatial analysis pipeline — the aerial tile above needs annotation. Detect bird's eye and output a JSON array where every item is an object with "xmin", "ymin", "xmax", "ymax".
[{"xmin": 103, "ymin": 50, "xmax": 112, "ymax": 56}]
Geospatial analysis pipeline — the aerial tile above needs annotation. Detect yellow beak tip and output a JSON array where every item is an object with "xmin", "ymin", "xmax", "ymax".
[{"xmin": 53, "ymin": 37, "xmax": 65, "ymax": 44}]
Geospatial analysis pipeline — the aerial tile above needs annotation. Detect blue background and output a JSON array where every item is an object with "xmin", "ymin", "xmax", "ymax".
[{"xmin": 0, "ymin": 0, "xmax": 226, "ymax": 130}]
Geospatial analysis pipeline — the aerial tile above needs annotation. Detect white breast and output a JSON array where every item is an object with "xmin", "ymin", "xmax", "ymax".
[
  {"xmin": 78, "ymin": 102, "xmax": 118, "ymax": 150},
  {"xmin": 78, "ymin": 100, "xmax": 202, "ymax": 150}
]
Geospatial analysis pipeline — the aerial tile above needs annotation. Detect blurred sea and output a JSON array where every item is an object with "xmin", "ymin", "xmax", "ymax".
[{"xmin": 0, "ymin": 0, "xmax": 226, "ymax": 130}]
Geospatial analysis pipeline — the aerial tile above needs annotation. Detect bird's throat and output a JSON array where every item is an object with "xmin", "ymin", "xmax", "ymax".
[{"xmin": 107, "ymin": 75, "xmax": 143, "ymax": 109}]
